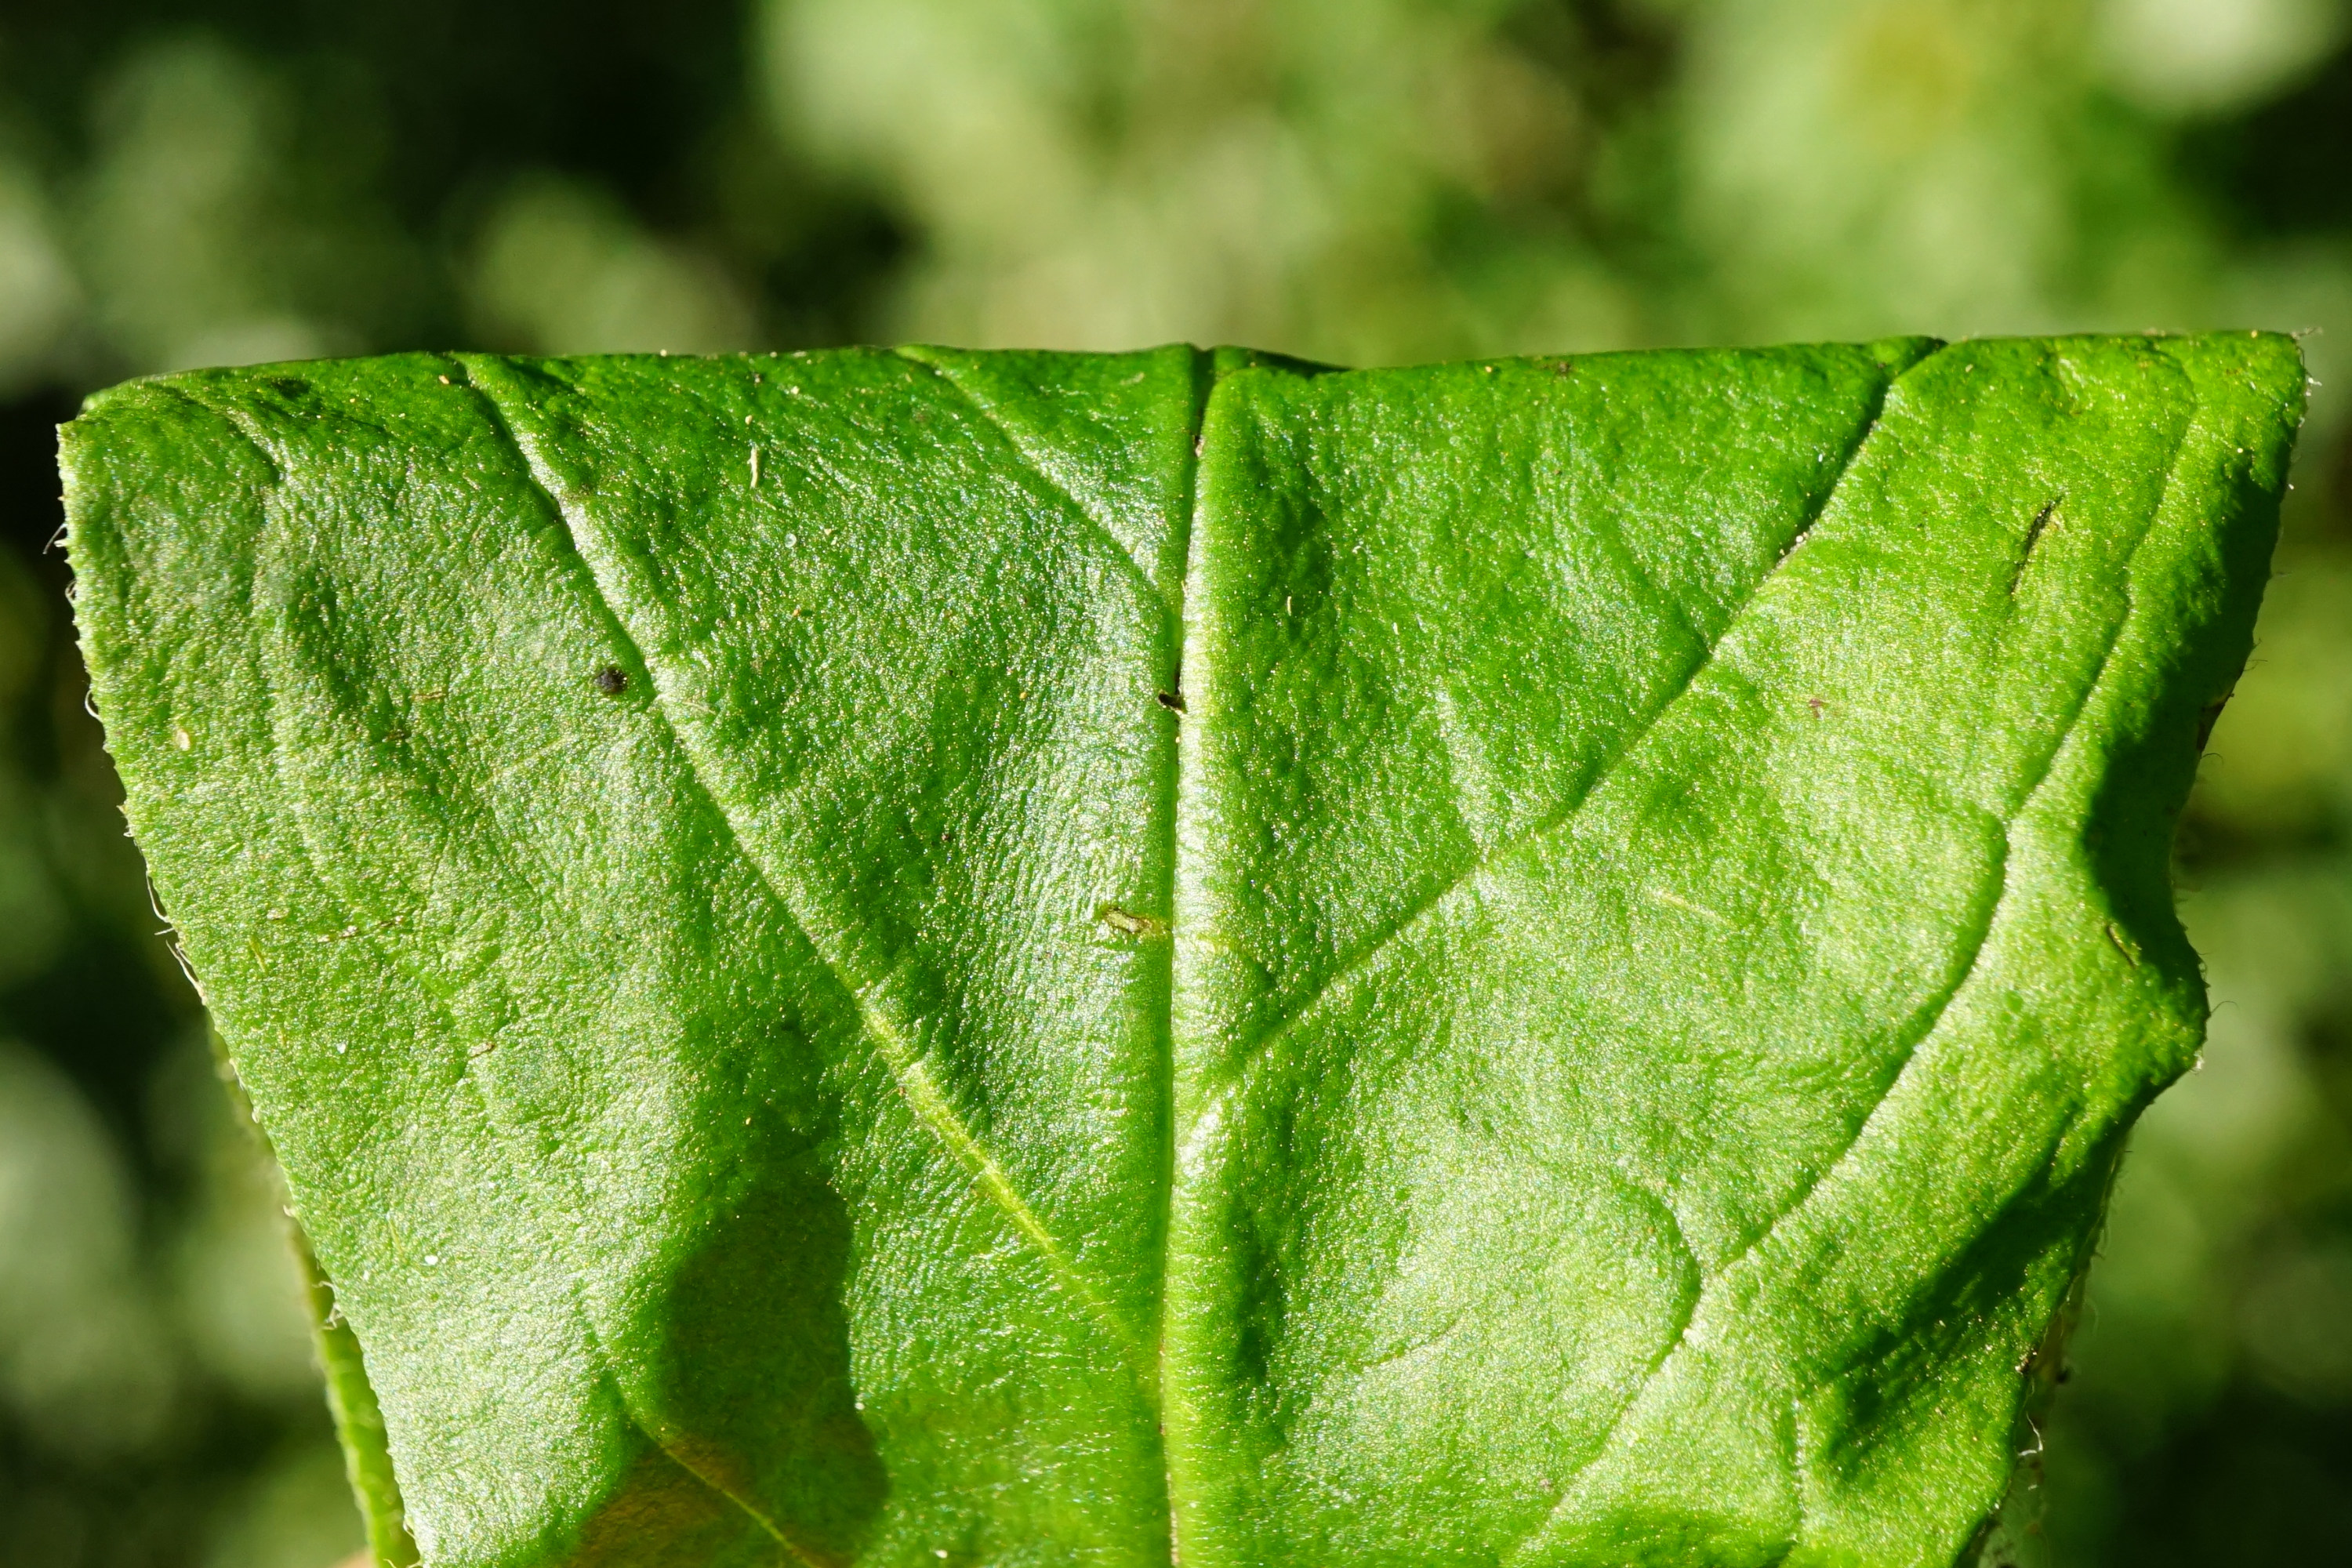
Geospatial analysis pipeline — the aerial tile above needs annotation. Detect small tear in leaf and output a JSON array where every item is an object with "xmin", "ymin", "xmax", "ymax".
[{"xmin": 2008, "ymin": 498, "xmax": 2060, "ymax": 596}]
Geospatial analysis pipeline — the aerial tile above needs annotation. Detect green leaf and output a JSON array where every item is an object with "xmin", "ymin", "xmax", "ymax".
[{"xmin": 63, "ymin": 334, "xmax": 2302, "ymax": 1568}]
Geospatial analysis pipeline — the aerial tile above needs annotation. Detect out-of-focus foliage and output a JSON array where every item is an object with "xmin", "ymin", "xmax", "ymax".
[{"xmin": 0, "ymin": 2, "xmax": 2346, "ymax": 1565}]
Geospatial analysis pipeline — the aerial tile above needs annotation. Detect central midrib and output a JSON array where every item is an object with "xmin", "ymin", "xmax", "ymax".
[
  {"xmin": 893, "ymin": 345, "xmax": 1237, "ymax": 1566},
  {"xmin": 1154, "ymin": 344, "xmax": 1222, "ymax": 1568}
]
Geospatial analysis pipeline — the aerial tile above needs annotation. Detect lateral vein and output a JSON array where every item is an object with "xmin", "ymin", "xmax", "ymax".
[
  {"xmin": 1181, "ymin": 355, "xmax": 1915, "ymax": 1152},
  {"xmin": 895, "ymin": 347, "xmax": 1171, "ymax": 615},
  {"xmin": 205, "ymin": 394, "xmax": 817, "ymax": 1566},
  {"xmin": 1497, "ymin": 354, "xmax": 2191, "ymax": 1568},
  {"xmin": 452, "ymin": 357, "xmax": 1151, "ymax": 1385}
]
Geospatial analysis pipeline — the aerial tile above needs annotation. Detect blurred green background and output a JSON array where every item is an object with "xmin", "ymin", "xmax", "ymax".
[{"xmin": 0, "ymin": 2, "xmax": 2345, "ymax": 1564}]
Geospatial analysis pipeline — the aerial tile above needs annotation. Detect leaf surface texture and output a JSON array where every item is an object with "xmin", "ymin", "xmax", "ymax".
[{"xmin": 63, "ymin": 334, "xmax": 2304, "ymax": 1568}]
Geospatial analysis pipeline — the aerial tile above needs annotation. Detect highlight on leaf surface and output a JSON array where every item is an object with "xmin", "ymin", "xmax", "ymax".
[{"xmin": 61, "ymin": 333, "xmax": 2303, "ymax": 1568}]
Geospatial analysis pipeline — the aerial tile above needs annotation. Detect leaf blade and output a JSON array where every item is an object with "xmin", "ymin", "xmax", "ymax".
[{"xmin": 64, "ymin": 333, "xmax": 2303, "ymax": 1568}]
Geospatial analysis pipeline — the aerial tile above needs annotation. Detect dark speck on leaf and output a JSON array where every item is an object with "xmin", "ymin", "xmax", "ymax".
[
  {"xmin": 1156, "ymin": 689, "xmax": 1186, "ymax": 713},
  {"xmin": 593, "ymin": 666, "xmax": 629, "ymax": 696},
  {"xmin": 267, "ymin": 377, "xmax": 310, "ymax": 398}
]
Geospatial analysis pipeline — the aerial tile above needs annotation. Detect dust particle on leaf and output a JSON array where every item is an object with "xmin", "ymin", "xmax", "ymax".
[{"xmin": 1098, "ymin": 905, "xmax": 1168, "ymax": 939}]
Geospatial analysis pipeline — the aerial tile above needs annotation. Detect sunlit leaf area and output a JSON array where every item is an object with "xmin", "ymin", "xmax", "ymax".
[{"xmin": 0, "ymin": 3, "xmax": 2347, "ymax": 1566}]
